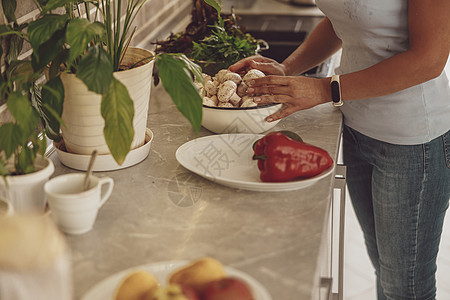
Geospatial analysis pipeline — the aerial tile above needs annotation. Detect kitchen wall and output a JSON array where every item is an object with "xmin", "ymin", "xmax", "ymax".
[{"xmin": 0, "ymin": 0, "xmax": 192, "ymax": 58}]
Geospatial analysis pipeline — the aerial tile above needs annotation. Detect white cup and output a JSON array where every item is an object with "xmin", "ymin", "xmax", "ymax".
[{"xmin": 45, "ymin": 173, "xmax": 114, "ymax": 235}]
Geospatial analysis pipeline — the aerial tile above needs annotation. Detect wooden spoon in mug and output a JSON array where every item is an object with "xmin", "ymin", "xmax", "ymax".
[{"xmin": 83, "ymin": 150, "xmax": 98, "ymax": 191}]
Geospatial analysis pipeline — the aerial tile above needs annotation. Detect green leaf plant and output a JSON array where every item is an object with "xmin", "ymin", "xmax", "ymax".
[
  {"xmin": 189, "ymin": 0, "xmax": 257, "ymax": 71},
  {"xmin": 22, "ymin": 0, "xmax": 208, "ymax": 165},
  {"xmin": 0, "ymin": 1, "xmax": 50, "ymax": 175}
]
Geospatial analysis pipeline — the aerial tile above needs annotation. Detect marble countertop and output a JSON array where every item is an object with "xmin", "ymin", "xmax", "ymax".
[{"xmin": 50, "ymin": 84, "xmax": 342, "ymax": 300}]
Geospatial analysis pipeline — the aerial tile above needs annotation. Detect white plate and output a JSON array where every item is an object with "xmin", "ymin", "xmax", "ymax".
[
  {"xmin": 54, "ymin": 128, "xmax": 153, "ymax": 172},
  {"xmin": 176, "ymin": 134, "xmax": 334, "ymax": 192},
  {"xmin": 80, "ymin": 261, "xmax": 272, "ymax": 300}
]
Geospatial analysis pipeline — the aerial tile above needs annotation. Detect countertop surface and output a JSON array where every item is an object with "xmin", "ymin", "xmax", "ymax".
[{"xmin": 51, "ymin": 84, "xmax": 343, "ymax": 300}]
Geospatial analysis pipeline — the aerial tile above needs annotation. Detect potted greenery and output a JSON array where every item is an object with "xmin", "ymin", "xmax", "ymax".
[
  {"xmin": 25, "ymin": 0, "xmax": 218, "ymax": 166},
  {"xmin": 0, "ymin": 1, "xmax": 54, "ymax": 213},
  {"xmin": 154, "ymin": 0, "xmax": 263, "ymax": 75}
]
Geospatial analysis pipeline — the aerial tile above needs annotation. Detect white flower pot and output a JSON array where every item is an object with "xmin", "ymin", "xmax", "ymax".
[
  {"xmin": 0, "ymin": 197, "xmax": 13, "ymax": 216},
  {"xmin": 0, "ymin": 156, "xmax": 55, "ymax": 213},
  {"xmin": 60, "ymin": 47, "xmax": 154, "ymax": 155}
]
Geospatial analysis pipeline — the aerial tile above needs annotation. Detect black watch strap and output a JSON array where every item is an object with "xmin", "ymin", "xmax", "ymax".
[{"xmin": 331, "ymin": 75, "xmax": 343, "ymax": 107}]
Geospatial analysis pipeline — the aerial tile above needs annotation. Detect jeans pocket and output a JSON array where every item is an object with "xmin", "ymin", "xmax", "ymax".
[{"xmin": 443, "ymin": 130, "xmax": 450, "ymax": 168}]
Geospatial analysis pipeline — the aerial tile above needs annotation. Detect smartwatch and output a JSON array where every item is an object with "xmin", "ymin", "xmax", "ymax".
[{"xmin": 330, "ymin": 75, "xmax": 343, "ymax": 107}]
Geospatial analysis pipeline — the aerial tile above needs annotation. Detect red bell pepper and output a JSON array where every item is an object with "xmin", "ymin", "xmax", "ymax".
[{"xmin": 252, "ymin": 131, "xmax": 334, "ymax": 182}]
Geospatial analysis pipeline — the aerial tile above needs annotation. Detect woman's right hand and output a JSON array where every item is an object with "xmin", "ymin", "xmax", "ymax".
[{"xmin": 228, "ymin": 55, "xmax": 288, "ymax": 76}]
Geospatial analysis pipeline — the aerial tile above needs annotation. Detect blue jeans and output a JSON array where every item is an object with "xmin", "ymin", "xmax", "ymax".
[{"xmin": 343, "ymin": 125, "xmax": 450, "ymax": 300}]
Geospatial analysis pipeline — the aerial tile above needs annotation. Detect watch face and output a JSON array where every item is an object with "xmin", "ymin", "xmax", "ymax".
[{"xmin": 331, "ymin": 80, "xmax": 340, "ymax": 102}]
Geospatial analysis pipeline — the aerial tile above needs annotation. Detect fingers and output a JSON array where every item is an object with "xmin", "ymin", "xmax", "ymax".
[
  {"xmin": 247, "ymin": 60, "xmax": 285, "ymax": 76},
  {"xmin": 254, "ymin": 94, "xmax": 291, "ymax": 105},
  {"xmin": 228, "ymin": 56, "xmax": 285, "ymax": 76},
  {"xmin": 266, "ymin": 106, "xmax": 297, "ymax": 122},
  {"xmin": 247, "ymin": 75, "xmax": 290, "ymax": 87},
  {"xmin": 228, "ymin": 55, "xmax": 264, "ymax": 73},
  {"xmin": 248, "ymin": 85, "xmax": 292, "ymax": 97}
]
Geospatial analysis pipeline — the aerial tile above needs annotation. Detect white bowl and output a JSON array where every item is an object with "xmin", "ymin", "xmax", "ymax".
[{"xmin": 201, "ymin": 103, "xmax": 283, "ymax": 134}]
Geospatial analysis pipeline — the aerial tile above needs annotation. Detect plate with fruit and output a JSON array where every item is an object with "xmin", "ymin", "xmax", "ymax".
[{"xmin": 81, "ymin": 257, "xmax": 272, "ymax": 300}]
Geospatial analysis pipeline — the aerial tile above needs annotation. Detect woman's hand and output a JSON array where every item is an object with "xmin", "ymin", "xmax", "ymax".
[
  {"xmin": 228, "ymin": 55, "xmax": 288, "ymax": 76},
  {"xmin": 247, "ymin": 75, "xmax": 331, "ymax": 122}
]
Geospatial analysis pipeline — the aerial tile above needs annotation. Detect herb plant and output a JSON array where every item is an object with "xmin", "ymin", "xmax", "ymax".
[
  {"xmin": 189, "ymin": 17, "xmax": 258, "ymax": 71},
  {"xmin": 155, "ymin": 0, "xmax": 258, "ymax": 74}
]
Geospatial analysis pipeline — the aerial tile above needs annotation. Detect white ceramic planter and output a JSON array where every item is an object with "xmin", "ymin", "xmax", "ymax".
[
  {"xmin": 0, "ymin": 156, "xmax": 55, "ymax": 213},
  {"xmin": 0, "ymin": 197, "xmax": 13, "ymax": 216},
  {"xmin": 60, "ymin": 47, "xmax": 154, "ymax": 155}
]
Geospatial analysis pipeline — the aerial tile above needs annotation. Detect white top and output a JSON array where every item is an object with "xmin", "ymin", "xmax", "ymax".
[{"xmin": 316, "ymin": 0, "xmax": 450, "ymax": 144}]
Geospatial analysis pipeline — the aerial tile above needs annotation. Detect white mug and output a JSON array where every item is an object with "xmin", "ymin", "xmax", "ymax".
[{"xmin": 45, "ymin": 173, "xmax": 114, "ymax": 235}]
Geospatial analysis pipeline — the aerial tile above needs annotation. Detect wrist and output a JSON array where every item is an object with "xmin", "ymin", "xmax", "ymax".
[
  {"xmin": 280, "ymin": 62, "xmax": 290, "ymax": 76},
  {"xmin": 319, "ymin": 77, "xmax": 332, "ymax": 104}
]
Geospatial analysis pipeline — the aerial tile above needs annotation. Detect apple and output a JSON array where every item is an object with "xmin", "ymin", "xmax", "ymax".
[
  {"xmin": 181, "ymin": 285, "xmax": 201, "ymax": 300},
  {"xmin": 201, "ymin": 277, "xmax": 254, "ymax": 300}
]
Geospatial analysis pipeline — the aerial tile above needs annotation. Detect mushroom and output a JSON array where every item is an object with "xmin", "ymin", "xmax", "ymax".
[
  {"xmin": 202, "ymin": 73, "xmax": 212, "ymax": 82},
  {"xmin": 217, "ymin": 80, "xmax": 237, "ymax": 103},
  {"xmin": 242, "ymin": 69, "xmax": 265, "ymax": 85},
  {"xmin": 210, "ymin": 95, "xmax": 219, "ymax": 106},
  {"xmin": 237, "ymin": 81, "xmax": 248, "ymax": 97},
  {"xmin": 223, "ymin": 72, "xmax": 242, "ymax": 85},
  {"xmin": 216, "ymin": 69, "xmax": 231, "ymax": 83},
  {"xmin": 229, "ymin": 93, "xmax": 241, "ymax": 106},
  {"xmin": 203, "ymin": 96, "xmax": 216, "ymax": 107},
  {"xmin": 194, "ymin": 81, "xmax": 205, "ymax": 97},
  {"xmin": 240, "ymin": 97, "xmax": 258, "ymax": 108},
  {"xmin": 218, "ymin": 102, "xmax": 234, "ymax": 108},
  {"xmin": 204, "ymin": 80, "xmax": 218, "ymax": 96}
]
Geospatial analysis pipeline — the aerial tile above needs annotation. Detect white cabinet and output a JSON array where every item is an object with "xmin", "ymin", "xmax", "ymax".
[
  {"xmin": 316, "ymin": 127, "xmax": 346, "ymax": 300},
  {"xmin": 318, "ymin": 164, "xmax": 346, "ymax": 300}
]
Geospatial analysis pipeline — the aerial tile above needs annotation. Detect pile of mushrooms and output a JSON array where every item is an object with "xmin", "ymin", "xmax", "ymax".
[{"xmin": 196, "ymin": 69, "xmax": 265, "ymax": 108}]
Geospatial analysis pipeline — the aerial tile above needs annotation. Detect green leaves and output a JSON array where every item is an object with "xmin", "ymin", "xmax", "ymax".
[
  {"xmin": 40, "ymin": 0, "xmax": 73, "ymax": 15},
  {"xmin": 156, "ymin": 54, "xmax": 203, "ymax": 133},
  {"xmin": 101, "ymin": 78, "xmax": 134, "ymax": 165},
  {"xmin": 28, "ymin": 14, "xmax": 68, "ymax": 51},
  {"xmin": 0, "ymin": 123, "xmax": 22, "ymax": 159},
  {"xmin": 76, "ymin": 45, "xmax": 114, "ymax": 94},
  {"xmin": 204, "ymin": 0, "xmax": 222, "ymax": 15},
  {"xmin": 2, "ymin": 0, "xmax": 208, "ymax": 170},
  {"xmin": 40, "ymin": 77, "xmax": 65, "ymax": 141},
  {"xmin": 66, "ymin": 19, "xmax": 104, "ymax": 65},
  {"xmin": 0, "ymin": 92, "xmax": 41, "ymax": 173},
  {"xmin": 28, "ymin": 14, "xmax": 68, "ymax": 70},
  {"xmin": 7, "ymin": 92, "xmax": 40, "ymax": 143},
  {"xmin": 190, "ymin": 25, "xmax": 258, "ymax": 70},
  {"xmin": 1, "ymin": 0, "xmax": 17, "ymax": 23}
]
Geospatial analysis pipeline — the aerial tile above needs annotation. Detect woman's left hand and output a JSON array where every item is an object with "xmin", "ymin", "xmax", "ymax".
[{"xmin": 246, "ymin": 75, "xmax": 330, "ymax": 122}]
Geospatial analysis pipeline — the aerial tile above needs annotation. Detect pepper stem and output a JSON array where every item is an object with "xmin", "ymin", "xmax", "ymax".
[{"xmin": 252, "ymin": 154, "xmax": 267, "ymax": 160}]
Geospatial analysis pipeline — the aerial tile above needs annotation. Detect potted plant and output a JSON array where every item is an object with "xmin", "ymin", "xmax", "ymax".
[
  {"xmin": 154, "ymin": 0, "xmax": 264, "ymax": 75},
  {"xmin": 0, "ymin": 1, "xmax": 55, "ymax": 213},
  {"xmin": 26, "ymin": 0, "xmax": 218, "ymax": 165}
]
